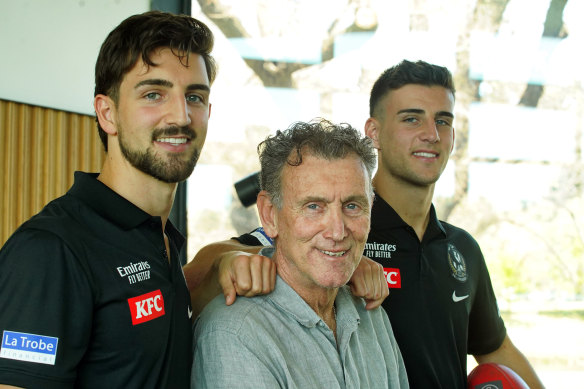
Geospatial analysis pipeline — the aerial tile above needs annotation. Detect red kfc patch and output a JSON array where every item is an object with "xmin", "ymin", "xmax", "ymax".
[
  {"xmin": 128, "ymin": 289, "xmax": 165, "ymax": 325},
  {"xmin": 383, "ymin": 268, "xmax": 401, "ymax": 289}
]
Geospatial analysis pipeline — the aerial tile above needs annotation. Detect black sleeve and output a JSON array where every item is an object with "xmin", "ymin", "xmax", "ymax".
[
  {"xmin": 0, "ymin": 228, "xmax": 94, "ymax": 388},
  {"xmin": 233, "ymin": 233, "xmax": 262, "ymax": 246},
  {"xmin": 232, "ymin": 227, "xmax": 272, "ymax": 247},
  {"xmin": 467, "ymin": 245, "xmax": 507, "ymax": 355}
]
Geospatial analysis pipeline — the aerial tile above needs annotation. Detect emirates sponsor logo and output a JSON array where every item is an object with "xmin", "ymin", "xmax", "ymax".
[
  {"xmin": 383, "ymin": 268, "xmax": 401, "ymax": 288},
  {"xmin": 117, "ymin": 260, "xmax": 152, "ymax": 285},
  {"xmin": 365, "ymin": 242, "xmax": 396, "ymax": 259},
  {"xmin": 128, "ymin": 290, "xmax": 165, "ymax": 325}
]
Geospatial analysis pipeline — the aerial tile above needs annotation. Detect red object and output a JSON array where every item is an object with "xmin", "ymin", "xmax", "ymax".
[{"xmin": 467, "ymin": 363, "xmax": 529, "ymax": 389}]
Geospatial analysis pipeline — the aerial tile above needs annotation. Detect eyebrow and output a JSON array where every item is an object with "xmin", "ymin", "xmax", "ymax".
[
  {"xmin": 343, "ymin": 194, "xmax": 371, "ymax": 206},
  {"xmin": 301, "ymin": 194, "xmax": 370, "ymax": 205},
  {"xmin": 397, "ymin": 108, "xmax": 454, "ymax": 118},
  {"xmin": 134, "ymin": 79, "xmax": 210, "ymax": 93}
]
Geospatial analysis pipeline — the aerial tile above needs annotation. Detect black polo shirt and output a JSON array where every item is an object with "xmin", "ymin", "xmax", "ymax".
[
  {"xmin": 0, "ymin": 172, "xmax": 192, "ymax": 389},
  {"xmin": 234, "ymin": 194, "xmax": 506, "ymax": 389},
  {"xmin": 365, "ymin": 194, "xmax": 506, "ymax": 389}
]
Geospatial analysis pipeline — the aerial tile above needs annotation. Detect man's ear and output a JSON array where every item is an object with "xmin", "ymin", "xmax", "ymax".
[
  {"xmin": 450, "ymin": 127, "xmax": 456, "ymax": 154},
  {"xmin": 94, "ymin": 94, "xmax": 118, "ymax": 135},
  {"xmin": 256, "ymin": 190, "xmax": 278, "ymax": 239},
  {"xmin": 364, "ymin": 117, "xmax": 380, "ymax": 149}
]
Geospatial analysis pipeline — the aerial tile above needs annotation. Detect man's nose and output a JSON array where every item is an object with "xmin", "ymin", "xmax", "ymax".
[
  {"xmin": 324, "ymin": 207, "xmax": 347, "ymax": 241},
  {"xmin": 165, "ymin": 95, "xmax": 191, "ymax": 127},
  {"xmin": 420, "ymin": 120, "xmax": 440, "ymax": 143}
]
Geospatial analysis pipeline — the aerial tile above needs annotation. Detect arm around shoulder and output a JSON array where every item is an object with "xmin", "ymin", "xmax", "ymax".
[
  {"xmin": 183, "ymin": 239, "xmax": 260, "ymax": 290},
  {"xmin": 184, "ymin": 239, "xmax": 275, "ymax": 318}
]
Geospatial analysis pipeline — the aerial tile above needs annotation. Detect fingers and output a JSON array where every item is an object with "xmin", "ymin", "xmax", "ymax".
[
  {"xmin": 235, "ymin": 254, "xmax": 276, "ymax": 297},
  {"xmin": 217, "ymin": 252, "xmax": 241, "ymax": 306},
  {"xmin": 364, "ymin": 267, "xmax": 389, "ymax": 310},
  {"xmin": 349, "ymin": 256, "xmax": 389, "ymax": 310},
  {"xmin": 218, "ymin": 251, "xmax": 277, "ymax": 305},
  {"xmin": 263, "ymin": 257, "xmax": 277, "ymax": 295}
]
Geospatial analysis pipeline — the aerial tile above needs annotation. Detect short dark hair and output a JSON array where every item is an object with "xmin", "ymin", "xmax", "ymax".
[
  {"xmin": 258, "ymin": 119, "xmax": 376, "ymax": 208},
  {"xmin": 369, "ymin": 60, "xmax": 455, "ymax": 118},
  {"xmin": 94, "ymin": 11, "xmax": 217, "ymax": 151}
]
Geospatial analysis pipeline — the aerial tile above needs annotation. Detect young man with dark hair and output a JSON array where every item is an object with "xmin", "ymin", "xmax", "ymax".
[
  {"xmin": 363, "ymin": 59, "xmax": 543, "ymax": 388},
  {"xmin": 0, "ymin": 11, "xmax": 215, "ymax": 388}
]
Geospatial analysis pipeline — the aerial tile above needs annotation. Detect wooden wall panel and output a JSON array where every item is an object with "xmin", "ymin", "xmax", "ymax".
[{"xmin": 0, "ymin": 99, "xmax": 105, "ymax": 245}]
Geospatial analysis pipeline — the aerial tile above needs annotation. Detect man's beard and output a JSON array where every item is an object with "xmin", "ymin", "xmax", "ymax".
[{"xmin": 118, "ymin": 125, "xmax": 200, "ymax": 183}]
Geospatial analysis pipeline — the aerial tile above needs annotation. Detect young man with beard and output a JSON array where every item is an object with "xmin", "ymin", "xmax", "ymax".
[
  {"xmin": 0, "ymin": 11, "xmax": 216, "ymax": 389},
  {"xmin": 191, "ymin": 120, "xmax": 408, "ymax": 388}
]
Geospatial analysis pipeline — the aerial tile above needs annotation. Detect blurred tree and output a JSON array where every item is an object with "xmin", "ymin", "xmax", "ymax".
[
  {"xmin": 519, "ymin": 0, "xmax": 568, "ymax": 107},
  {"xmin": 193, "ymin": 0, "xmax": 583, "ymax": 299}
]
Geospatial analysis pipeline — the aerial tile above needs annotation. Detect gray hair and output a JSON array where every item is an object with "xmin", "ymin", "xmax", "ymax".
[{"xmin": 258, "ymin": 119, "xmax": 376, "ymax": 208}]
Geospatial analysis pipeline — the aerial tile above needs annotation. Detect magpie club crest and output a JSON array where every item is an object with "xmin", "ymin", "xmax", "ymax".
[{"xmin": 447, "ymin": 243, "xmax": 467, "ymax": 282}]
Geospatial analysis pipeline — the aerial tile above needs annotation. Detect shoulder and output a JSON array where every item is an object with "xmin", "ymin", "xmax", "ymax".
[
  {"xmin": 2, "ymin": 220, "xmax": 76, "ymax": 265},
  {"xmin": 15, "ymin": 194, "xmax": 89, "ymax": 243},
  {"xmin": 439, "ymin": 220, "xmax": 481, "ymax": 250},
  {"xmin": 338, "ymin": 287, "xmax": 398, "ymax": 353},
  {"xmin": 340, "ymin": 286, "xmax": 391, "ymax": 328},
  {"xmin": 1, "ymin": 196, "xmax": 97, "ymax": 285},
  {"xmin": 194, "ymin": 294, "xmax": 269, "ymax": 337}
]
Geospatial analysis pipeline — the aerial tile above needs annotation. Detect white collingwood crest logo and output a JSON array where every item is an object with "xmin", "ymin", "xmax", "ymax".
[{"xmin": 447, "ymin": 244, "xmax": 467, "ymax": 282}]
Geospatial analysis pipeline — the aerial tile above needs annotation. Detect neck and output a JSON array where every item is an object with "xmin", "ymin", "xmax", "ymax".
[
  {"xmin": 98, "ymin": 156, "xmax": 177, "ymax": 227},
  {"xmin": 373, "ymin": 173, "xmax": 434, "ymax": 241},
  {"xmin": 276, "ymin": 264, "xmax": 338, "ymax": 332}
]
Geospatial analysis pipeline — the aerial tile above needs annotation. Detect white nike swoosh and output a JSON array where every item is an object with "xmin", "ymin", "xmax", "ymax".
[
  {"xmin": 188, "ymin": 307, "xmax": 193, "ymax": 319},
  {"xmin": 452, "ymin": 291, "xmax": 469, "ymax": 302}
]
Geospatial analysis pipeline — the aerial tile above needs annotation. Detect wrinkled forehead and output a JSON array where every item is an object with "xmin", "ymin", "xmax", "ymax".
[{"xmin": 280, "ymin": 153, "xmax": 372, "ymax": 202}]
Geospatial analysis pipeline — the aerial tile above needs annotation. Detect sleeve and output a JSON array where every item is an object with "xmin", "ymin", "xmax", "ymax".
[
  {"xmin": 467, "ymin": 245, "xmax": 507, "ymax": 355},
  {"xmin": 191, "ymin": 324, "xmax": 281, "ymax": 389},
  {"xmin": 0, "ymin": 228, "xmax": 94, "ymax": 389},
  {"xmin": 232, "ymin": 227, "xmax": 273, "ymax": 246}
]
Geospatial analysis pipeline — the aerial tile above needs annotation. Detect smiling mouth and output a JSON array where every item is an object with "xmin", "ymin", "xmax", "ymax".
[
  {"xmin": 156, "ymin": 137, "xmax": 189, "ymax": 146},
  {"xmin": 319, "ymin": 249, "xmax": 347, "ymax": 257},
  {"xmin": 413, "ymin": 151, "xmax": 437, "ymax": 158}
]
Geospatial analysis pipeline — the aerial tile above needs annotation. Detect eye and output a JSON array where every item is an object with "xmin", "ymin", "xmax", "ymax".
[
  {"xmin": 186, "ymin": 94, "xmax": 203, "ymax": 104},
  {"xmin": 436, "ymin": 118, "xmax": 452, "ymax": 127},
  {"xmin": 144, "ymin": 92, "xmax": 161, "ymax": 101},
  {"xmin": 344, "ymin": 202, "xmax": 365, "ymax": 215},
  {"xmin": 402, "ymin": 116, "xmax": 421, "ymax": 126},
  {"xmin": 307, "ymin": 203, "xmax": 320, "ymax": 210}
]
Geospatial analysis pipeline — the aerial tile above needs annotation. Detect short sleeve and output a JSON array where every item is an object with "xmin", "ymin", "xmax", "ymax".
[
  {"xmin": 467, "ymin": 251, "xmax": 507, "ymax": 355},
  {"xmin": 0, "ymin": 229, "xmax": 94, "ymax": 388},
  {"xmin": 232, "ymin": 227, "xmax": 272, "ymax": 246}
]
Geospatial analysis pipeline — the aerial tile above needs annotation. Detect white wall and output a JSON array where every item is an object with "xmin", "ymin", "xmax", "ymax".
[{"xmin": 0, "ymin": 0, "xmax": 150, "ymax": 116}]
